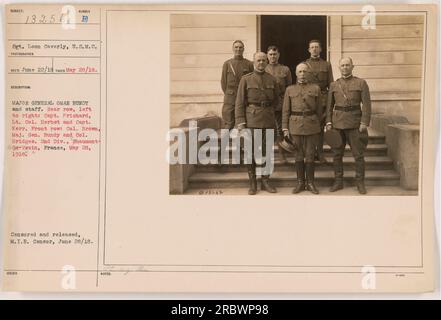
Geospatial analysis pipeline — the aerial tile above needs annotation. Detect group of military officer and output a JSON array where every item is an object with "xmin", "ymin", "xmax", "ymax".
[{"xmin": 220, "ymin": 40, "xmax": 371, "ymax": 195}]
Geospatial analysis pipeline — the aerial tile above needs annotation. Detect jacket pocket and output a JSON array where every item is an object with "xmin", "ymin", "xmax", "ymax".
[
  {"xmin": 264, "ymin": 84, "xmax": 275, "ymax": 101},
  {"xmin": 247, "ymin": 85, "xmax": 260, "ymax": 98},
  {"xmin": 306, "ymin": 90, "xmax": 318, "ymax": 108},
  {"xmin": 348, "ymin": 88, "xmax": 361, "ymax": 105}
]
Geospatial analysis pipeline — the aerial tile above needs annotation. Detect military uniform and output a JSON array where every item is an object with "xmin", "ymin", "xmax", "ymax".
[
  {"xmin": 220, "ymin": 57, "xmax": 254, "ymax": 129},
  {"xmin": 326, "ymin": 75, "xmax": 372, "ymax": 192},
  {"xmin": 304, "ymin": 57, "xmax": 334, "ymax": 162},
  {"xmin": 265, "ymin": 63, "xmax": 293, "ymax": 137},
  {"xmin": 282, "ymin": 81, "xmax": 322, "ymax": 194},
  {"xmin": 235, "ymin": 70, "xmax": 280, "ymax": 194}
]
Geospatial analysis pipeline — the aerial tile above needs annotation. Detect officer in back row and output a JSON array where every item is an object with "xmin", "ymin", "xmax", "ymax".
[
  {"xmin": 265, "ymin": 45, "xmax": 293, "ymax": 164},
  {"xmin": 236, "ymin": 52, "xmax": 280, "ymax": 195},
  {"xmin": 220, "ymin": 40, "xmax": 254, "ymax": 130},
  {"xmin": 326, "ymin": 57, "xmax": 372, "ymax": 194},
  {"xmin": 304, "ymin": 39, "xmax": 334, "ymax": 164}
]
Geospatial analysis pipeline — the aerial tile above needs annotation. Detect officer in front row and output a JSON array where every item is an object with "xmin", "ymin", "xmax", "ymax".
[
  {"xmin": 282, "ymin": 63, "xmax": 323, "ymax": 194},
  {"xmin": 325, "ymin": 57, "xmax": 372, "ymax": 194},
  {"xmin": 236, "ymin": 52, "xmax": 280, "ymax": 195}
]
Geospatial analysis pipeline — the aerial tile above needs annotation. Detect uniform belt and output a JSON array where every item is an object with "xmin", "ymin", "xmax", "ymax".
[
  {"xmin": 291, "ymin": 111, "xmax": 315, "ymax": 116},
  {"xmin": 335, "ymin": 105, "xmax": 361, "ymax": 112},
  {"xmin": 249, "ymin": 102, "xmax": 272, "ymax": 108}
]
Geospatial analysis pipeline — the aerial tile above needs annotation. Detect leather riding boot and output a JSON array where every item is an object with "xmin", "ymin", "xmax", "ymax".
[
  {"xmin": 305, "ymin": 162, "xmax": 319, "ymax": 194},
  {"xmin": 247, "ymin": 165, "xmax": 257, "ymax": 195},
  {"xmin": 292, "ymin": 161, "xmax": 305, "ymax": 194},
  {"xmin": 355, "ymin": 159, "xmax": 366, "ymax": 194},
  {"xmin": 261, "ymin": 175, "xmax": 277, "ymax": 193},
  {"xmin": 356, "ymin": 180, "xmax": 367, "ymax": 194},
  {"xmin": 329, "ymin": 158, "xmax": 344, "ymax": 192}
]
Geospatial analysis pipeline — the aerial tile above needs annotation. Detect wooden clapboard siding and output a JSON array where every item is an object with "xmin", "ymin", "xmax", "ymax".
[
  {"xmin": 334, "ymin": 14, "xmax": 425, "ymax": 124},
  {"xmin": 171, "ymin": 54, "xmax": 232, "ymax": 68},
  {"xmin": 362, "ymin": 78, "xmax": 421, "ymax": 92},
  {"xmin": 172, "ymin": 68, "xmax": 223, "ymax": 81},
  {"xmin": 171, "ymin": 14, "xmax": 254, "ymax": 28},
  {"xmin": 348, "ymin": 51, "xmax": 423, "ymax": 65},
  {"xmin": 171, "ymin": 27, "xmax": 249, "ymax": 41},
  {"xmin": 171, "ymin": 94, "xmax": 223, "ymax": 104},
  {"xmin": 342, "ymin": 15, "xmax": 424, "ymax": 26},
  {"xmin": 343, "ymin": 38, "xmax": 423, "ymax": 52},
  {"xmin": 370, "ymin": 91, "xmax": 420, "ymax": 101},
  {"xmin": 172, "ymin": 81, "xmax": 220, "ymax": 95},
  {"xmin": 355, "ymin": 65, "xmax": 421, "ymax": 79},
  {"xmin": 170, "ymin": 14, "xmax": 257, "ymax": 126},
  {"xmin": 342, "ymin": 24, "xmax": 423, "ymax": 39},
  {"xmin": 171, "ymin": 41, "xmax": 241, "ymax": 55},
  {"xmin": 372, "ymin": 100, "xmax": 421, "ymax": 114}
]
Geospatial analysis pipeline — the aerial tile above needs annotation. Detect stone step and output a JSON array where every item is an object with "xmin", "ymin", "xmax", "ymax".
[
  {"xmin": 185, "ymin": 186, "xmax": 418, "ymax": 196},
  {"xmin": 195, "ymin": 156, "xmax": 394, "ymax": 172},
  {"xmin": 207, "ymin": 127, "xmax": 386, "ymax": 144},
  {"xmin": 188, "ymin": 170, "xmax": 400, "ymax": 188},
  {"xmin": 209, "ymin": 143, "xmax": 388, "ymax": 158}
]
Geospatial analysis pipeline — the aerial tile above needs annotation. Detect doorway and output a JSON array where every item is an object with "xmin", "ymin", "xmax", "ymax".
[{"xmin": 260, "ymin": 15, "xmax": 328, "ymax": 80}]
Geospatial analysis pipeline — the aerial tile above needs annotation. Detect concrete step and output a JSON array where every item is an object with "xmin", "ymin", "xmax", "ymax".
[
  {"xmin": 188, "ymin": 170, "xmax": 400, "ymax": 188},
  {"xmin": 195, "ymin": 156, "xmax": 394, "ymax": 172}
]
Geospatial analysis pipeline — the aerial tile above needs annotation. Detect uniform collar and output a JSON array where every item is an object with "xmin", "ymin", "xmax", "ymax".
[
  {"xmin": 233, "ymin": 56, "xmax": 244, "ymax": 60},
  {"xmin": 309, "ymin": 56, "xmax": 321, "ymax": 61},
  {"xmin": 341, "ymin": 74, "xmax": 353, "ymax": 80},
  {"xmin": 297, "ymin": 80, "xmax": 307, "ymax": 85},
  {"xmin": 254, "ymin": 69, "xmax": 265, "ymax": 75}
]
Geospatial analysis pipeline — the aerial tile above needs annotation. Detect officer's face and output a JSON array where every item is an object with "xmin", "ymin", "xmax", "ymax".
[
  {"xmin": 254, "ymin": 53, "xmax": 268, "ymax": 72},
  {"xmin": 308, "ymin": 42, "xmax": 322, "ymax": 57},
  {"xmin": 267, "ymin": 49, "xmax": 279, "ymax": 64},
  {"xmin": 232, "ymin": 42, "xmax": 244, "ymax": 57},
  {"xmin": 339, "ymin": 58, "xmax": 354, "ymax": 76},
  {"xmin": 296, "ymin": 64, "xmax": 309, "ymax": 81}
]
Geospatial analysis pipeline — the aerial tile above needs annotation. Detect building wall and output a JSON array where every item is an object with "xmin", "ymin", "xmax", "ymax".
[
  {"xmin": 171, "ymin": 14, "xmax": 424, "ymax": 127},
  {"xmin": 170, "ymin": 14, "xmax": 257, "ymax": 127},
  {"xmin": 329, "ymin": 15, "xmax": 424, "ymax": 124}
]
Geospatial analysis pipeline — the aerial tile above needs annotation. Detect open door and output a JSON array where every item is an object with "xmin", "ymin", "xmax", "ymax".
[{"xmin": 260, "ymin": 15, "xmax": 328, "ymax": 80}]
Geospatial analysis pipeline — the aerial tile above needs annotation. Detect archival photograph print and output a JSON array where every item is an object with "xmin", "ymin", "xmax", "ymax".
[
  {"xmin": 3, "ymin": 3, "xmax": 436, "ymax": 293},
  {"xmin": 169, "ymin": 13, "xmax": 423, "ymax": 196}
]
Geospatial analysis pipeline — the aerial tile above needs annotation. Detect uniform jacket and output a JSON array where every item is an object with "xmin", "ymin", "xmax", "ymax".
[
  {"xmin": 304, "ymin": 57, "xmax": 334, "ymax": 109},
  {"xmin": 265, "ymin": 63, "xmax": 293, "ymax": 111},
  {"xmin": 326, "ymin": 75, "xmax": 372, "ymax": 129},
  {"xmin": 220, "ymin": 57, "xmax": 254, "ymax": 104},
  {"xmin": 235, "ymin": 70, "xmax": 280, "ymax": 129},
  {"xmin": 282, "ymin": 82, "xmax": 322, "ymax": 135},
  {"xmin": 304, "ymin": 57, "xmax": 334, "ymax": 92}
]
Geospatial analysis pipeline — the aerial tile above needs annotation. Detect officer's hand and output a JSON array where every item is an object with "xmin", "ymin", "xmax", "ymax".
[
  {"xmin": 325, "ymin": 123, "xmax": 332, "ymax": 131},
  {"xmin": 359, "ymin": 123, "xmax": 368, "ymax": 132},
  {"xmin": 283, "ymin": 130, "xmax": 290, "ymax": 138}
]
